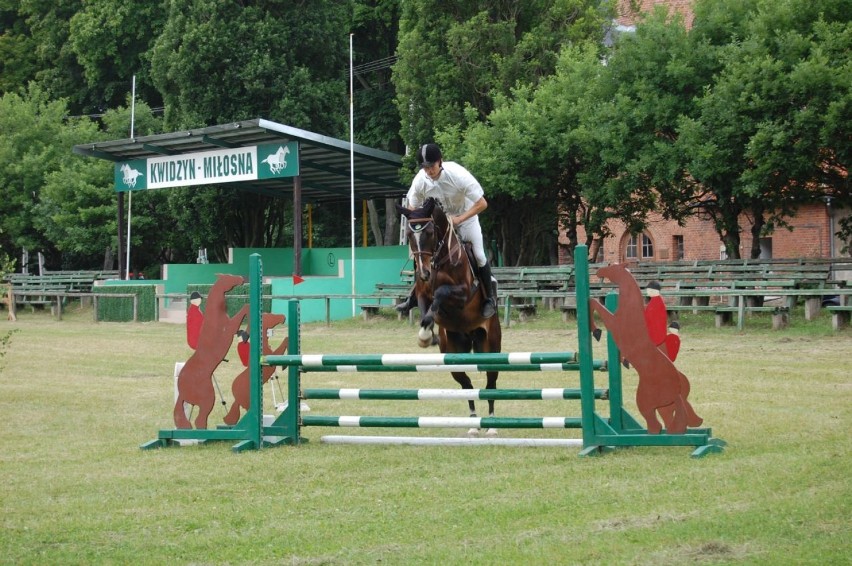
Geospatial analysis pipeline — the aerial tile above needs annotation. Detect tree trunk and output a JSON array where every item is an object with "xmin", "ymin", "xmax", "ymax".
[
  {"xmin": 384, "ymin": 198, "xmax": 400, "ymax": 245},
  {"xmin": 367, "ymin": 200, "xmax": 382, "ymax": 246}
]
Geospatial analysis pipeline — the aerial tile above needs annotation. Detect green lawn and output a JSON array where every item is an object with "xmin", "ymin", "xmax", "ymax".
[{"xmin": 0, "ymin": 304, "xmax": 849, "ymax": 564}]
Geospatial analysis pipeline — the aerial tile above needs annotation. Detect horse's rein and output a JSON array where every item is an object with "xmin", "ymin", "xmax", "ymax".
[{"xmin": 440, "ymin": 219, "xmax": 463, "ymax": 267}]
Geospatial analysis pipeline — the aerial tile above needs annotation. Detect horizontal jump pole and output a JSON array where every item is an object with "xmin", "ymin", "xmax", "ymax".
[
  {"xmin": 264, "ymin": 351, "xmax": 578, "ymax": 368},
  {"xmin": 292, "ymin": 360, "xmax": 606, "ymax": 372},
  {"xmin": 320, "ymin": 435, "xmax": 584, "ymax": 448},
  {"xmin": 302, "ymin": 387, "xmax": 608, "ymax": 401},
  {"xmin": 302, "ymin": 416, "xmax": 583, "ymax": 429}
]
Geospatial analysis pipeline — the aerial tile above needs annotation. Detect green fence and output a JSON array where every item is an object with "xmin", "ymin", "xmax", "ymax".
[{"xmin": 96, "ymin": 285, "xmax": 157, "ymax": 322}]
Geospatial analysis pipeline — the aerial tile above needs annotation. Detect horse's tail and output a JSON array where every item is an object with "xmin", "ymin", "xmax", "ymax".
[{"xmin": 677, "ymin": 370, "xmax": 703, "ymax": 427}]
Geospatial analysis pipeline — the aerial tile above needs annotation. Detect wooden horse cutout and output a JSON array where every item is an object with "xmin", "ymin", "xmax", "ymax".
[
  {"xmin": 223, "ymin": 313, "xmax": 289, "ymax": 425},
  {"xmin": 174, "ymin": 274, "xmax": 249, "ymax": 429},
  {"xmin": 589, "ymin": 264, "xmax": 702, "ymax": 434},
  {"xmin": 397, "ymin": 198, "xmax": 502, "ymax": 435}
]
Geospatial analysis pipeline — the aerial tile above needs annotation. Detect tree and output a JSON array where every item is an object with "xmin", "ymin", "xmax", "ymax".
[
  {"xmin": 462, "ymin": 43, "xmax": 610, "ymax": 264},
  {"xmin": 675, "ymin": 0, "xmax": 850, "ymax": 258},
  {"xmin": 36, "ymin": 100, "xmax": 169, "ymax": 271},
  {"xmin": 352, "ymin": 0, "xmax": 404, "ymax": 246},
  {"xmin": 0, "ymin": 85, "xmax": 79, "ymax": 268},
  {"xmin": 394, "ymin": 0, "xmax": 609, "ymax": 263},
  {"xmin": 68, "ymin": 0, "xmax": 167, "ymax": 111},
  {"xmin": 0, "ymin": 1, "xmax": 40, "ymax": 95},
  {"xmin": 148, "ymin": 0, "xmax": 354, "ymax": 255}
]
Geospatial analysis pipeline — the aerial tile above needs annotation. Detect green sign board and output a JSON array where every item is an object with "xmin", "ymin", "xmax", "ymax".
[{"xmin": 113, "ymin": 142, "xmax": 299, "ymax": 192}]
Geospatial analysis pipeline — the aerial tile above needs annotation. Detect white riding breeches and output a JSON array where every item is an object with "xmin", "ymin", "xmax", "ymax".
[{"xmin": 456, "ymin": 218, "xmax": 487, "ymax": 267}]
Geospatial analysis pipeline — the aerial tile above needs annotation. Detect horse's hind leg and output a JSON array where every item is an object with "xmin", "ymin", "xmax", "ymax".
[
  {"xmin": 636, "ymin": 386, "xmax": 663, "ymax": 434},
  {"xmin": 173, "ymin": 396, "xmax": 192, "ymax": 429},
  {"xmin": 484, "ymin": 371, "xmax": 498, "ymax": 437},
  {"xmin": 452, "ymin": 371, "xmax": 480, "ymax": 436}
]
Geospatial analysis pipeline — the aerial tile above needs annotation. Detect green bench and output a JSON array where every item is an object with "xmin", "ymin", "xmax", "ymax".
[
  {"xmin": 826, "ymin": 305, "xmax": 852, "ymax": 331},
  {"xmin": 714, "ymin": 305, "xmax": 790, "ymax": 330}
]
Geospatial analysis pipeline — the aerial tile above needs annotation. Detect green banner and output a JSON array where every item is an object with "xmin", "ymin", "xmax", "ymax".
[{"xmin": 113, "ymin": 142, "xmax": 299, "ymax": 192}]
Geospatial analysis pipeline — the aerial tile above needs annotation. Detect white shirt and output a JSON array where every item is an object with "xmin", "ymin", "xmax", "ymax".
[{"xmin": 406, "ymin": 161, "xmax": 485, "ymax": 228}]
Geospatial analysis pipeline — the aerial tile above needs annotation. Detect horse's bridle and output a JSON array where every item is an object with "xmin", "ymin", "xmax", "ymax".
[
  {"xmin": 407, "ymin": 211, "xmax": 464, "ymax": 274},
  {"xmin": 407, "ymin": 218, "xmax": 435, "ymax": 278}
]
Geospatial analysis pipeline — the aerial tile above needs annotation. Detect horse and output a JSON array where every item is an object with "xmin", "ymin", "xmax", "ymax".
[
  {"xmin": 174, "ymin": 274, "xmax": 249, "ymax": 429},
  {"xmin": 261, "ymin": 146, "xmax": 290, "ymax": 174},
  {"xmin": 120, "ymin": 163, "xmax": 144, "ymax": 188},
  {"xmin": 588, "ymin": 263, "xmax": 702, "ymax": 434},
  {"xmin": 223, "ymin": 314, "xmax": 289, "ymax": 426},
  {"xmin": 396, "ymin": 197, "xmax": 502, "ymax": 435}
]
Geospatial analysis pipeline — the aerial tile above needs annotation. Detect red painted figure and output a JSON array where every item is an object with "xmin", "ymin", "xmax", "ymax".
[
  {"xmin": 236, "ymin": 329, "xmax": 250, "ymax": 367},
  {"xmin": 665, "ymin": 321, "xmax": 681, "ymax": 362},
  {"xmin": 644, "ymin": 281, "xmax": 667, "ymax": 347},
  {"xmin": 186, "ymin": 291, "xmax": 204, "ymax": 350}
]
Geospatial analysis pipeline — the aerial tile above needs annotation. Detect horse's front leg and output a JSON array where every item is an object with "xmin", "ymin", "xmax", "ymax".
[
  {"xmin": 588, "ymin": 299, "xmax": 615, "ymax": 341},
  {"xmin": 418, "ymin": 296, "xmax": 441, "ymax": 348},
  {"xmin": 416, "ymin": 295, "xmax": 438, "ymax": 347}
]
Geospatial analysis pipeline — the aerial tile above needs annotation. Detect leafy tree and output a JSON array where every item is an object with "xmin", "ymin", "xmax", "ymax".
[
  {"xmin": 394, "ymin": 0, "xmax": 609, "ymax": 264},
  {"xmin": 352, "ymin": 0, "xmax": 404, "ymax": 245},
  {"xmin": 36, "ymin": 99, "xmax": 168, "ymax": 271},
  {"xmin": 12, "ymin": 0, "xmax": 96, "ymax": 113},
  {"xmin": 68, "ymin": 0, "xmax": 167, "ymax": 111},
  {"xmin": 150, "ymin": 0, "xmax": 350, "ymax": 132},
  {"xmin": 463, "ymin": 43, "xmax": 609, "ymax": 264},
  {"xmin": 675, "ymin": 0, "xmax": 849, "ymax": 258},
  {"xmin": 148, "ymin": 0, "xmax": 353, "ymax": 255},
  {"xmin": 0, "ymin": 85, "xmax": 79, "ymax": 267},
  {"xmin": 0, "ymin": 1, "xmax": 40, "ymax": 95}
]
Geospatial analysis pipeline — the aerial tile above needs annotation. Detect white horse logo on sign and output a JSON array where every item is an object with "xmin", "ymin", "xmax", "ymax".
[
  {"xmin": 261, "ymin": 146, "xmax": 290, "ymax": 174},
  {"xmin": 121, "ymin": 163, "xmax": 144, "ymax": 188}
]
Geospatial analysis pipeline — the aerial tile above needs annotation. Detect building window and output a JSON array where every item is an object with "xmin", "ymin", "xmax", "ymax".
[
  {"xmin": 626, "ymin": 235, "xmax": 638, "ymax": 259},
  {"xmin": 673, "ymin": 235, "xmax": 684, "ymax": 260},
  {"xmin": 625, "ymin": 233, "xmax": 654, "ymax": 260},
  {"xmin": 642, "ymin": 234, "xmax": 654, "ymax": 259},
  {"xmin": 759, "ymin": 238, "xmax": 773, "ymax": 259}
]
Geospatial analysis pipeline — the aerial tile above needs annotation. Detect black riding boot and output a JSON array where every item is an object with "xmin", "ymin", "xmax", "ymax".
[
  {"xmin": 395, "ymin": 290, "xmax": 417, "ymax": 313},
  {"xmin": 478, "ymin": 263, "xmax": 497, "ymax": 319}
]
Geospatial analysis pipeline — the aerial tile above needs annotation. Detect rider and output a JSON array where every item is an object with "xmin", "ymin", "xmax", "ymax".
[{"xmin": 396, "ymin": 143, "xmax": 498, "ymax": 319}]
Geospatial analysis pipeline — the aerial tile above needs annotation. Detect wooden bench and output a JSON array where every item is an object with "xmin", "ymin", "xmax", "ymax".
[
  {"xmin": 715, "ymin": 305, "xmax": 790, "ymax": 330},
  {"xmin": 513, "ymin": 303, "xmax": 537, "ymax": 322},
  {"xmin": 827, "ymin": 305, "xmax": 852, "ymax": 331},
  {"xmin": 359, "ymin": 304, "xmax": 385, "ymax": 320}
]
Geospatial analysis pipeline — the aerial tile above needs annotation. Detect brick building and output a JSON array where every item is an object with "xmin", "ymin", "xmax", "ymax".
[{"xmin": 560, "ymin": 0, "xmax": 850, "ymax": 264}]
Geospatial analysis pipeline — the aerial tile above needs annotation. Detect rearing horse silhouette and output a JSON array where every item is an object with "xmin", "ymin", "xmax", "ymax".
[
  {"xmin": 589, "ymin": 263, "xmax": 702, "ymax": 434},
  {"xmin": 223, "ymin": 313, "xmax": 289, "ymax": 426},
  {"xmin": 396, "ymin": 198, "xmax": 502, "ymax": 435},
  {"xmin": 174, "ymin": 274, "xmax": 249, "ymax": 429}
]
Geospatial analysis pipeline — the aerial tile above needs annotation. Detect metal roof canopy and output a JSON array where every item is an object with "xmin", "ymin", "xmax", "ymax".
[
  {"xmin": 73, "ymin": 118, "xmax": 406, "ymax": 277},
  {"xmin": 73, "ymin": 118, "xmax": 406, "ymax": 204}
]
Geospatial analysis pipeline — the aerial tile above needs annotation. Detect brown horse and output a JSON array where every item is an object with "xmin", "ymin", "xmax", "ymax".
[
  {"xmin": 174, "ymin": 274, "xmax": 249, "ymax": 429},
  {"xmin": 589, "ymin": 263, "xmax": 702, "ymax": 434},
  {"xmin": 222, "ymin": 313, "xmax": 289, "ymax": 426},
  {"xmin": 396, "ymin": 198, "xmax": 502, "ymax": 435}
]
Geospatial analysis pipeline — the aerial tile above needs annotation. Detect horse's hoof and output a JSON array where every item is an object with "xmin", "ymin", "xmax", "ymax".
[
  {"xmin": 485, "ymin": 428, "xmax": 498, "ymax": 437},
  {"xmin": 418, "ymin": 337, "xmax": 432, "ymax": 348},
  {"xmin": 592, "ymin": 328, "xmax": 602, "ymax": 341},
  {"xmin": 467, "ymin": 428, "xmax": 480, "ymax": 437}
]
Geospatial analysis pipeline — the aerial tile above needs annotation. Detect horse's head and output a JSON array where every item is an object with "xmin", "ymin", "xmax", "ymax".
[
  {"xmin": 596, "ymin": 263, "xmax": 631, "ymax": 284},
  {"xmin": 211, "ymin": 273, "xmax": 247, "ymax": 294},
  {"xmin": 397, "ymin": 198, "xmax": 440, "ymax": 282}
]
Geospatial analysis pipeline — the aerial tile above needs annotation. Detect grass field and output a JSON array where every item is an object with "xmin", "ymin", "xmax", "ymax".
[{"xmin": 0, "ymin": 304, "xmax": 849, "ymax": 565}]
